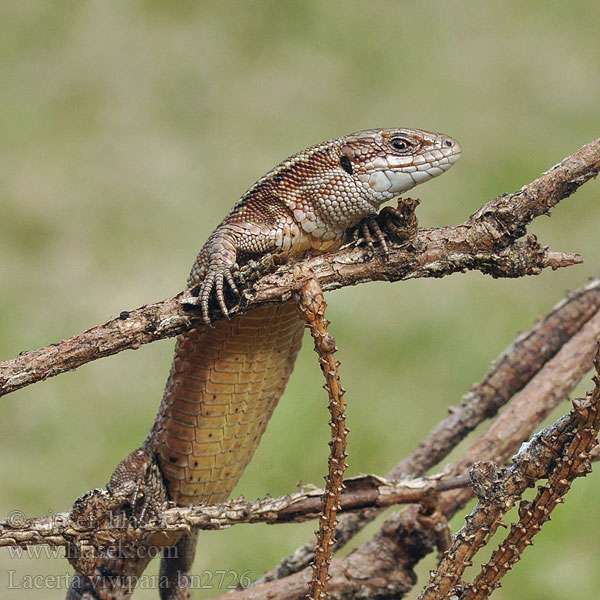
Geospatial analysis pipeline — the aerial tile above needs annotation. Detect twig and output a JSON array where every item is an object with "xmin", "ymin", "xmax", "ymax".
[
  {"xmin": 393, "ymin": 277, "xmax": 600, "ymax": 478},
  {"xmin": 438, "ymin": 305, "xmax": 600, "ymax": 519},
  {"xmin": 295, "ymin": 274, "xmax": 349, "ymax": 600},
  {"xmin": 2, "ymin": 137, "xmax": 598, "ymax": 398},
  {"xmin": 466, "ymin": 394, "xmax": 598, "ymax": 599},
  {"xmin": 6, "ymin": 270, "xmax": 592, "ymax": 596}
]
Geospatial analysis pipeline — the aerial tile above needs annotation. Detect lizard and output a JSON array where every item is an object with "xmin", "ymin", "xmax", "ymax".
[{"xmin": 66, "ymin": 128, "xmax": 461, "ymax": 599}]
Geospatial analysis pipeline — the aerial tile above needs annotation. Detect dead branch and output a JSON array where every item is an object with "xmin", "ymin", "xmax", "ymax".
[
  {"xmin": 0, "ymin": 473, "xmax": 470, "ymax": 549},
  {"xmin": 211, "ymin": 356, "xmax": 600, "ymax": 600},
  {"xmin": 295, "ymin": 274, "xmax": 349, "ymax": 599},
  {"xmin": 1, "ymin": 137, "xmax": 598, "ymax": 398},
  {"xmin": 2, "ymin": 266, "xmax": 595, "ymax": 597},
  {"xmin": 421, "ymin": 354, "xmax": 600, "ymax": 600},
  {"xmin": 438, "ymin": 304, "xmax": 600, "ymax": 519},
  {"xmin": 466, "ymin": 396, "xmax": 597, "ymax": 599},
  {"xmin": 253, "ymin": 276, "xmax": 600, "ymax": 585}
]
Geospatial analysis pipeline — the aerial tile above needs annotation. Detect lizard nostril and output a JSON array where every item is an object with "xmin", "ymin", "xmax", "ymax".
[{"xmin": 444, "ymin": 139, "xmax": 453, "ymax": 148}]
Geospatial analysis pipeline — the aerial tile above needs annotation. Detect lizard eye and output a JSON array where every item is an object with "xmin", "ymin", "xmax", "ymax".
[
  {"xmin": 390, "ymin": 137, "xmax": 412, "ymax": 152},
  {"xmin": 340, "ymin": 155, "xmax": 354, "ymax": 175}
]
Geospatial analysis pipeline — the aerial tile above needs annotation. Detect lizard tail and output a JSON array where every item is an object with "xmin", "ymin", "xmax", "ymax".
[
  {"xmin": 149, "ymin": 301, "xmax": 305, "ymax": 505},
  {"xmin": 149, "ymin": 301, "xmax": 305, "ymax": 597}
]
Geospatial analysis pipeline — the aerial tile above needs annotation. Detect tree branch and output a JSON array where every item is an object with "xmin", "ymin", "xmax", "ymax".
[
  {"xmin": 294, "ymin": 275, "xmax": 349, "ymax": 600},
  {"xmin": 212, "ymin": 355, "xmax": 600, "ymax": 600},
  {"xmin": 0, "ymin": 473, "xmax": 470, "ymax": 549},
  {"xmin": 421, "ymin": 354, "xmax": 600, "ymax": 600},
  {"xmin": 1, "ymin": 137, "xmax": 598, "ymax": 398}
]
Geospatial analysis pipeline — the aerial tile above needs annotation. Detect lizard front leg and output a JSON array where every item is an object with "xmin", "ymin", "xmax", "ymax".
[
  {"xmin": 192, "ymin": 216, "xmax": 296, "ymax": 324},
  {"xmin": 352, "ymin": 197, "xmax": 420, "ymax": 255}
]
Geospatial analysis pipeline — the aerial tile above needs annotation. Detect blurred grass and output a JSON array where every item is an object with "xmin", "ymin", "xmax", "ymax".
[{"xmin": 1, "ymin": 1, "xmax": 599, "ymax": 598}]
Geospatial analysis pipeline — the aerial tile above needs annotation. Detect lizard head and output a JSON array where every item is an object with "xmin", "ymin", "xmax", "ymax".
[{"xmin": 339, "ymin": 128, "xmax": 461, "ymax": 206}]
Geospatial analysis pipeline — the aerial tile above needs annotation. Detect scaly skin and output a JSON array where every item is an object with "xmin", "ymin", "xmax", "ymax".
[{"xmin": 67, "ymin": 128, "xmax": 461, "ymax": 599}]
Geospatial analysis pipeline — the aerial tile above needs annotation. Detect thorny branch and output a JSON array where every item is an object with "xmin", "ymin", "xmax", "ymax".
[
  {"xmin": 1, "ymin": 137, "xmax": 598, "ymax": 398},
  {"xmin": 420, "ymin": 354, "xmax": 600, "ymax": 600},
  {"xmin": 295, "ymin": 275, "xmax": 349, "ymax": 600},
  {"xmin": 5, "ymin": 277, "xmax": 599, "ymax": 597},
  {"xmin": 218, "ymin": 278, "xmax": 600, "ymax": 600},
  {"xmin": 466, "ymin": 397, "xmax": 597, "ymax": 599}
]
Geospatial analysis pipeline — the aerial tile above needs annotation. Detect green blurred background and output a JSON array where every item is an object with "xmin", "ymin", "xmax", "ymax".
[{"xmin": 1, "ymin": 2, "xmax": 599, "ymax": 598}]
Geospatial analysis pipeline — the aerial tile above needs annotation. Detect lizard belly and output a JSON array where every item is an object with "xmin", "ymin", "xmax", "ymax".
[{"xmin": 149, "ymin": 301, "xmax": 304, "ymax": 505}]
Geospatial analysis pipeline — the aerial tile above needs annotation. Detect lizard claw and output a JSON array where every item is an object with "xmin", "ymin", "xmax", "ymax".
[
  {"xmin": 377, "ymin": 198, "xmax": 419, "ymax": 243},
  {"xmin": 353, "ymin": 199, "xmax": 420, "ymax": 256},
  {"xmin": 224, "ymin": 267, "xmax": 240, "ymax": 297},
  {"xmin": 200, "ymin": 263, "xmax": 240, "ymax": 325},
  {"xmin": 353, "ymin": 213, "xmax": 389, "ymax": 257}
]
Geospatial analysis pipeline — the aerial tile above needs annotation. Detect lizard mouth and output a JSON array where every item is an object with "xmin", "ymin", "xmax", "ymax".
[{"xmin": 371, "ymin": 140, "xmax": 462, "ymax": 194}]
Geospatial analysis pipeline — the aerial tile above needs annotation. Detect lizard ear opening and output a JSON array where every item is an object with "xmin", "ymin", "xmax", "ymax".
[{"xmin": 340, "ymin": 155, "xmax": 353, "ymax": 175}]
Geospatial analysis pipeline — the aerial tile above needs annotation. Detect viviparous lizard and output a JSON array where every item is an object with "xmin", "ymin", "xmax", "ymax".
[{"xmin": 67, "ymin": 128, "xmax": 461, "ymax": 599}]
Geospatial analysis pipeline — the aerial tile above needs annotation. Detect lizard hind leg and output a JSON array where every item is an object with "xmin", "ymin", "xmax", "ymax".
[
  {"xmin": 65, "ymin": 447, "xmax": 170, "ymax": 600},
  {"xmin": 159, "ymin": 532, "xmax": 199, "ymax": 600},
  {"xmin": 66, "ymin": 573, "xmax": 103, "ymax": 600}
]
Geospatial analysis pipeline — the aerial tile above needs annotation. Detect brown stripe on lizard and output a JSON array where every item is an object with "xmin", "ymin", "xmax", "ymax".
[{"xmin": 66, "ymin": 128, "xmax": 461, "ymax": 599}]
